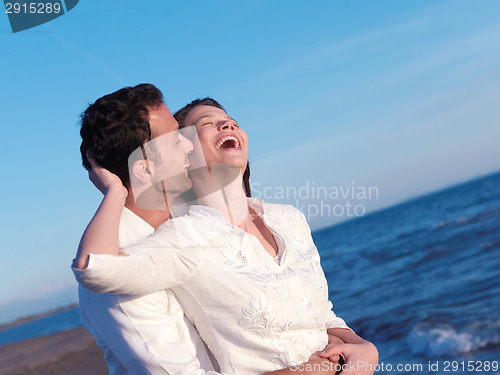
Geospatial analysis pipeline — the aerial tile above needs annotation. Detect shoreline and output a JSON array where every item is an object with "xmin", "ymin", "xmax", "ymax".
[
  {"xmin": 0, "ymin": 326, "xmax": 108, "ymax": 375},
  {"xmin": 0, "ymin": 303, "xmax": 78, "ymax": 331}
]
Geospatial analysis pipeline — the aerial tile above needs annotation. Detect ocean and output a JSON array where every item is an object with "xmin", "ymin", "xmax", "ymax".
[
  {"xmin": 1, "ymin": 171, "xmax": 499, "ymax": 374},
  {"xmin": 315, "ymin": 171, "xmax": 500, "ymax": 374}
]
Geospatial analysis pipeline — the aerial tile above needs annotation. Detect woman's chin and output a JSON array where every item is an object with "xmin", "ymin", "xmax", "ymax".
[{"xmin": 213, "ymin": 155, "xmax": 247, "ymax": 169}]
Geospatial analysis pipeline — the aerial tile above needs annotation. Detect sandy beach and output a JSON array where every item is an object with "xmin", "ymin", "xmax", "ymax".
[{"xmin": 0, "ymin": 326, "xmax": 108, "ymax": 375}]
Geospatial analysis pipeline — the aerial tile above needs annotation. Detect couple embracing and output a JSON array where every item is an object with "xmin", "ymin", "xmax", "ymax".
[{"xmin": 72, "ymin": 84, "xmax": 378, "ymax": 375}]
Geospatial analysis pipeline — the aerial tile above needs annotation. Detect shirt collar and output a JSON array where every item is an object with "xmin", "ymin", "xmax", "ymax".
[{"xmin": 119, "ymin": 206, "xmax": 155, "ymax": 247}]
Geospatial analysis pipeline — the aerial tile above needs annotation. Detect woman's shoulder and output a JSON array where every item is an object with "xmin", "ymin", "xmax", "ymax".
[
  {"xmin": 259, "ymin": 200, "xmax": 306, "ymax": 222},
  {"xmin": 257, "ymin": 200, "xmax": 315, "ymax": 248}
]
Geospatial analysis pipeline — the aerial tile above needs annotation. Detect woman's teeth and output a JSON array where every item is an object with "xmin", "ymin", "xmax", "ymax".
[{"xmin": 215, "ymin": 135, "xmax": 240, "ymax": 149}]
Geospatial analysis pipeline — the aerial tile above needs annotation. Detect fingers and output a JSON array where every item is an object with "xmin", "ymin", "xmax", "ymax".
[
  {"xmin": 312, "ymin": 350, "xmax": 340, "ymax": 364},
  {"xmin": 328, "ymin": 354, "xmax": 340, "ymax": 362},
  {"xmin": 320, "ymin": 342, "xmax": 346, "ymax": 358},
  {"xmin": 318, "ymin": 350, "xmax": 340, "ymax": 362}
]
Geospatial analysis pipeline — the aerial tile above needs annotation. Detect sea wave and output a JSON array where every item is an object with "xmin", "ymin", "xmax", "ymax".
[
  {"xmin": 407, "ymin": 320, "xmax": 500, "ymax": 358},
  {"xmin": 430, "ymin": 208, "xmax": 500, "ymax": 230}
]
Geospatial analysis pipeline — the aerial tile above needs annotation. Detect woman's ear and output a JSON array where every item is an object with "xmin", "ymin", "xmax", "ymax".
[{"xmin": 132, "ymin": 160, "xmax": 154, "ymax": 184}]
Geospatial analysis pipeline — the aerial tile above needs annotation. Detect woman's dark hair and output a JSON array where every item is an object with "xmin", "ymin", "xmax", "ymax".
[
  {"xmin": 174, "ymin": 98, "xmax": 252, "ymax": 197},
  {"xmin": 80, "ymin": 84, "xmax": 164, "ymax": 186}
]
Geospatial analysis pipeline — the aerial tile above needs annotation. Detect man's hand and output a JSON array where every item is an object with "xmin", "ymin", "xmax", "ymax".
[
  {"xmin": 309, "ymin": 350, "xmax": 343, "ymax": 374},
  {"xmin": 311, "ymin": 347, "xmax": 342, "ymax": 367},
  {"xmin": 87, "ymin": 153, "xmax": 127, "ymax": 197},
  {"xmin": 319, "ymin": 341, "xmax": 378, "ymax": 375}
]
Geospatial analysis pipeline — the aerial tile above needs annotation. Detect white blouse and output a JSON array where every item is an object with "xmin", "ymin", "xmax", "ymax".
[{"xmin": 74, "ymin": 199, "xmax": 349, "ymax": 375}]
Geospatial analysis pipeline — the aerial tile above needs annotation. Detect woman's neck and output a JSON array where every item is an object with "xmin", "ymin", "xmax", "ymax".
[
  {"xmin": 191, "ymin": 164, "xmax": 249, "ymax": 226},
  {"xmin": 190, "ymin": 164, "xmax": 278, "ymax": 258}
]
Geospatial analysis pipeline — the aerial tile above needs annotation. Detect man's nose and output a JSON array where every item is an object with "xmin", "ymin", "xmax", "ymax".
[{"xmin": 180, "ymin": 134, "xmax": 194, "ymax": 153}]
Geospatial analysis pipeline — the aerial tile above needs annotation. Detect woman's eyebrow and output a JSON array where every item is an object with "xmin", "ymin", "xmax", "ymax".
[
  {"xmin": 193, "ymin": 116, "xmax": 212, "ymax": 125},
  {"xmin": 194, "ymin": 115, "xmax": 237, "ymax": 125}
]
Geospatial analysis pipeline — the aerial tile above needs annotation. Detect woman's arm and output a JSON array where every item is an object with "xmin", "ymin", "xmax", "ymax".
[
  {"xmin": 73, "ymin": 157, "xmax": 128, "ymax": 270},
  {"xmin": 73, "ymin": 160, "xmax": 202, "ymax": 296}
]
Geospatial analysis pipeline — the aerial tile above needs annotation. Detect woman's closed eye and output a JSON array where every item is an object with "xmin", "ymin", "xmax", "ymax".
[{"xmin": 197, "ymin": 122, "xmax": 215, "ymax": 128}]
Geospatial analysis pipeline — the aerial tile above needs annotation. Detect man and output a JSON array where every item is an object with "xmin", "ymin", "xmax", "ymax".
[{"xmin": 77, "ymin": 84, "xmax": 344, "ymax": 375}]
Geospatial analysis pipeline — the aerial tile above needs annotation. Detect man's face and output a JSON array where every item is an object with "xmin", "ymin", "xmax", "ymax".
[{"xmin": 144, "ymin": 103, "xmax": 194, "ymax": 195}]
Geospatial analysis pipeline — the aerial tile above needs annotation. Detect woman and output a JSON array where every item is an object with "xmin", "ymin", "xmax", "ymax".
[{"xmin": 73, "ymin": 98, "xmax": 378, "ymax": 375}]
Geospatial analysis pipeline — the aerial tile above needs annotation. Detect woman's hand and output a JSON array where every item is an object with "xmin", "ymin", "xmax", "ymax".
[
  {"xmin": 303, "ymin": 351, "xmax": 342, "ymax": 375},
  {"xmin": 87, "ymin": 153, "xmax": 127, "ymax": 197}
]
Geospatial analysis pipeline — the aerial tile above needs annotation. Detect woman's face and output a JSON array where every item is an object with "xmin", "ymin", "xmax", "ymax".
[{"xmin": 184, "ymin": 105, "xmax": 248, "ymax": 171}]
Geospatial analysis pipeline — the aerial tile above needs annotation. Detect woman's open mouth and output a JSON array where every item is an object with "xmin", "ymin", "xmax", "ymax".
[{"xmin": 215, "ymin": 135, "xmax": 241, "ymax": 150}]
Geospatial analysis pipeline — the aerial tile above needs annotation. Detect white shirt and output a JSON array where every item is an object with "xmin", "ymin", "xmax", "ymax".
[
  {"xmin": 78, "ymin": 207, "xmax": 221, "ymax": 375},
  {"xmin": 75, "ymin": 200, "xmax": 349, "ymax": 375}
]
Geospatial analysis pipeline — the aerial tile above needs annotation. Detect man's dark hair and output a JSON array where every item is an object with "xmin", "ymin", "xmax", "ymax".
[
  {"xmin": 174, "ymin": 98, "xmax": 252, "ymax": 197},
  {"xmin": 80, "ymin": 83, "xmax": 164, "ymax": 186}
]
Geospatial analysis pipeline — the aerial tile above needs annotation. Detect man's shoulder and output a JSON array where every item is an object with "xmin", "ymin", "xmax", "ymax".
[
  {"xmin": 119, "ymin": 207, "xmax": 155, "ymax": 248},
  {"xmin": 155, "ymin": 214, "xmax": 224, "ymax": 249}
]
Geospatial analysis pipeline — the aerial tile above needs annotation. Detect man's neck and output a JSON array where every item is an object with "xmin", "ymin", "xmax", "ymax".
[{"xmin": 124, "ymin": 194, "xmax": 170, "ymax": 229}]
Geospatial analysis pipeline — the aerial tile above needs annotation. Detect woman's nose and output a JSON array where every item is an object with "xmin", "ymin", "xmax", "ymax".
[{"xmin": 218, "ymin": 121, "xmax": 235, "ymax": 131}]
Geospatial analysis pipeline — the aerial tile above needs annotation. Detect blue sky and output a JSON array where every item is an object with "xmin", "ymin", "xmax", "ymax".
[{"xmin": 0, "ymin": 0, "xmax": 499, "ymax": 324}]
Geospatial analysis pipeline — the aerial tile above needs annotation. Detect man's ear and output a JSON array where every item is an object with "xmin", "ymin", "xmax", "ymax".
[{"xmin": 132, "ymin": 160, "xmax": 154, "ymax": 184}]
